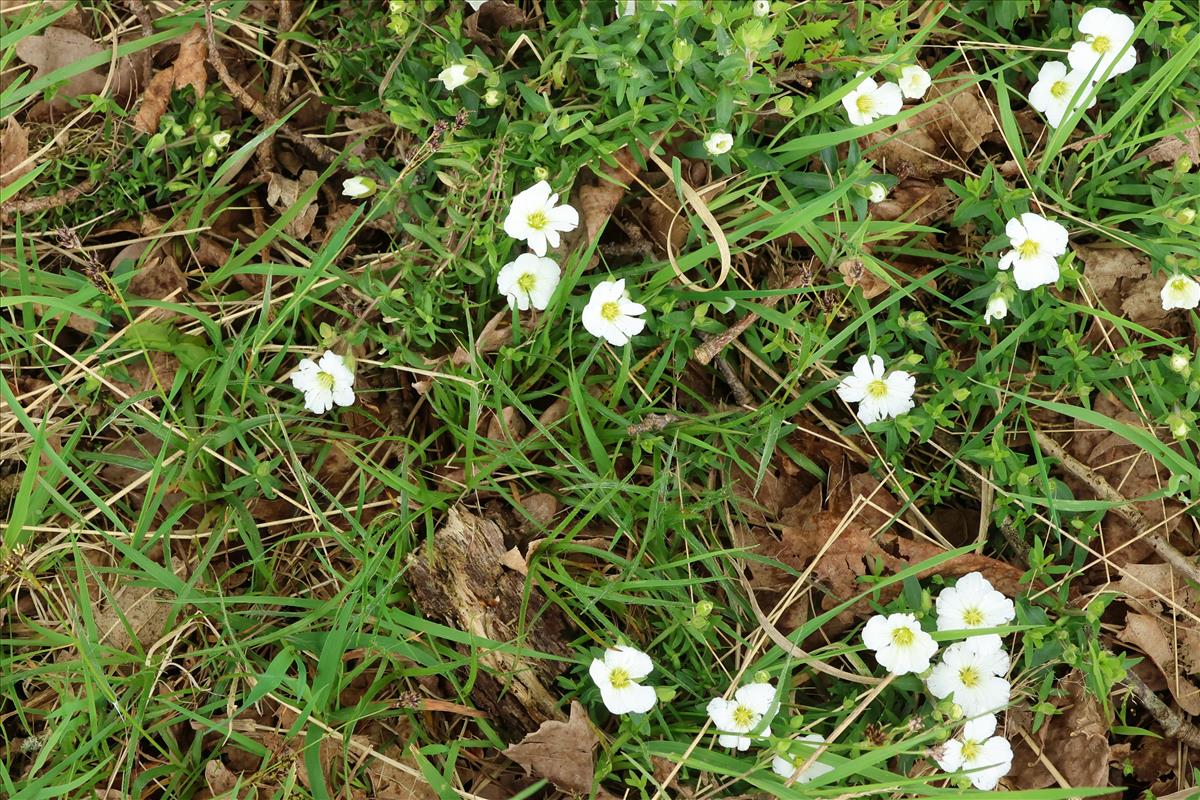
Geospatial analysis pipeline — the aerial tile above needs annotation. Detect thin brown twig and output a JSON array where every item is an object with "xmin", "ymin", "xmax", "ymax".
[
  {"xmin": 0, "ymin": 179, "xmax": 97, "ymax": 222},
  {"xmin": 693, "ymin": 267, "xmax": 812, "ymax": 365},
  {"xmin": 1034, "ymin": 432, "xmax": 1200, "ymax": 587}
]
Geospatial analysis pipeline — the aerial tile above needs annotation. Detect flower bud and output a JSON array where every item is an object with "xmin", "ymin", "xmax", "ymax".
[
  {"xmin": 1175, "ymin": 208, "xmax": 1196, "ymax": 225},
  {"xmin": 212, "ymin": 131, "xmax": 232, "ymax": 149},
  {"xmin": 483, "ymin": 88, "xmax": 503, "ymax": 107},
  {"xmin": 1169, "ymin": 352, "xmax": 1190, "ymax": 374},
  {"xmin": 202, "ymin": 147, "xmax": 218, "ymax": 167},
  {"xmin": 533, "ymin": 166, "xmax": 550, "ymax": 182}
]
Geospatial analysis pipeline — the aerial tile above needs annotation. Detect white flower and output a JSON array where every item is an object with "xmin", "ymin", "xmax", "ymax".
[
  {"xmin": 898, "ymin": 64, "xmax": 931, "ymax": 99},
  {"xmin": 704, "ymin": 132, "xmax": 734, "ymax": 156},
  {"xmin": 211, "ymin": 131, "xmax": 231, "ymax": 149},
  {"xmin": 589, "ymin": 646, "xmax": 657, "ymax": 715},
  {"xmin": 861, "ymin": 612, "xmax": 938, "ymax": 675},
  {"xmin": 502, "ymin": 180, "xmax": 579, "ymax": 257},
  {"xmin": 291, "ymin": 350, "xmax": 355, "ymax": 415},
  {"xmin": 867, "ymin": 182, "xmax": 888, "ymax": 203},
  {"xmin": 341, "ymin": 176, "xmax": 377, "ymax": 199},
  {"xmin": 1068, "ymin": 8, "xmax": 1137, "ymax": 79},
  {"xmin": 1161, "ymin": 274, "xmax": 1200, "ymax": 310},
  {"xmin": 1027, "ymin": 61, "xmax": 1097, "ymax": 128},
  {"xmin": 706, "ymin": 682, "xmax": 776, "ymax": 751},
  {"xmin": 438, "ymin": 63, "xmax": 474, "ymax": 91},
  {"xmin": 497, "ymin": 253, "xmax": 560, "ymax": 311},
  {"xmin": 935, "ymin": 571, "xmax": 1015, "ymax": 641},
  {"xmin": 835, "ymin": 355, "xmax": 916, "ymax": 424},
  {"xmin": 582, "ymin": 279, "xmax": 647, "ymax": 346},
  {"xmin": 997, "ymin": 212, "xmax": 1069, "ymax": 291},
  {"xmin": 771, "ymin": 734, "xmax": 834, "ymax": 784},
  {"xmin": 841, "ymin": 74, "xmax": 903, "ymax": 126},
  {"xmin": 935, "ymin": 714, "xmax": 1014, "ymax": 791},
  {"xmin": 752, "ymin": 0, "xmax": 770, "ymax": 17},
  {"xmin": 467, "ymin": 0, "xmax": 486, "ymax": 10},
  {"xmin": 984, "ymin": 294, "xmax": 1008, "ymax": 323},
  {"xmin": 927, "ymin": 639, "xmax": 1011, "ymax": 717}
]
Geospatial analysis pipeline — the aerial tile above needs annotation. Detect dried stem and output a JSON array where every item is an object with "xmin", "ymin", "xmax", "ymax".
[{"xmin": 693, "ymin": 268, "xmax": 811, "ymax": 365}]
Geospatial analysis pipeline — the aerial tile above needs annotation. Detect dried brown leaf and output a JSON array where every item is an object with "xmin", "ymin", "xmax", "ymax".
[
  {"xmin": 1137, "ymin": 124, "xmax": 1200, "ymax": 166},
  {"xmin": 1082, "ymin": 247, "xmax": 1172, "ymax": 330},
  {"xmin": 15, "ymin": 27, "xmax": 135, "ymax": 105},
  {"xmin": 869, "ymin": 179, "xmax": 956, "ymax": 226},
  {"xmin": 0, "ymin": 118, "xmax": 31, "ymax": 189},
  {"xmin": 134, "ymin": 25, "xmax": 207, "ymax": 133},
  {"xmin": 266, "ymin": 170, "xmax": 319, "ymax": 239},
  {"xmin": 1007, "ymin": 672, "xmax": 1114, "ymax": 789},
  {"xmin": 838, "ymin": 258, "xmax": 887, "ymax": 299},
  {"xmin": 503, "ymin": 701, "xmax": 599, "ymax": 795},
  {"xmin": 1119, "ymin": 612, "xmax": 1200, "ymax": 714},
  {"xmin": 95, "ymin": 584, "xmax": 173, "ymax": 652},
  {"xmin": 579, "ymin": 146, "xmax": 641, "ymax": 242}
]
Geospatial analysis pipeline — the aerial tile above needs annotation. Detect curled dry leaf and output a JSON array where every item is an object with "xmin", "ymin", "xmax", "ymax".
[
  {"xmin": 863, "ymin": 77, "xmax": 996, "ymax": 179},
  {"xmin": 0, "ymin": 118, "xmax": 31, "ymax": 189},
  {"xmin": 1007, "ymin": 672, "xmax": 1114, "ymax": 789},
  {"xmin": 838, "ymin": 258, "xmax": 888, "ymax": 299},
  {"xmin": 134, "ymin": 25, "xmax": 208, "ymax": 133},
  {"xmin": 578, "ymin": 146, "xmax": 643, "ymax": 242},
  {"xmin": 1081, "ymin": 247, "xmax": 1174, "ymax": 331},
  {"xmin": 265, "ymin": 170, "xmax": 320, "ymax": 240},
  {"xmin": 1119, "ymin": 612, "xmax": 1200, "ymax": 715},
  {"xmin": 869, "ymin": 178, "xmax": 957, "ymax": 227},
  {"xmin": 1115, "ymin": 561, "xmax": 1200, "ymax": 715},
  {"xmin": 503, "ymin": 701, "xmax": 611, "ymax": 797},
  {"xmin": 14, "ymin": 26, "xmax": 136, "ymax": 109}
]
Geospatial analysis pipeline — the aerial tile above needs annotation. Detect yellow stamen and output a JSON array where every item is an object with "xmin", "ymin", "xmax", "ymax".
[
  {"xmin": 1050, "ymin": 80, "xmax": 1070, "ymax": 99},
  {"xmin": 891, "ymin": 626, "xmax": 915, "ymax": 646},
  {"xmin": 1170, "ymin": 277, "xmax": 1189, "ymax": 293},
  {"xmin": 1090, "ymin": 35, "xmax": 1111, "ymax": 54},
  {"xmin": 961, "ymin": 740, "xmax": 981, "ymax": 761},
  {"xmin": 600, "ymin": 301, "xmax": 621, "ymax": 321},
  {"xmin": 958, "ymin": 666, "xmax": 981, "ymax": 688},
  {"xmin": 856, "ymin": 94, "xmax": 874, "ymax": 114},
  {"xmin": 962, "ymin": 607, "xmax": 984, "ymax": 627},
  {"xmin": 316, "ymin": 371, "xmax": 335, "ymax": 390},
  {"xmin": 517, "ymin": 272, "xmax": 537, "ymax": 292},
  {"xmin": 731, "ymin": 705, "xmax": 755, "ymax": 728},
  {"xmin": 526, "ymin": 210, "xmax": 548, "ymax": 231},
  {"xmin": 866, "ymin": 379, "xmax": 889, "ymax": 399},
  {"xmin": 1018, "ymin": 240, "xmax": 1039, "ymax": 259},
  {"xmin": 609, "ymin": 667, "xmax": 631, "ymax": 689}
]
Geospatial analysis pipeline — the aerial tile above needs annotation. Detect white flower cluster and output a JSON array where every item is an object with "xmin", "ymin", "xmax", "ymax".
[
  {"xmin": 861, "ymin": 571, "xmax": 1017, "ymax": 789},
  {"xmin": 1029, "ymin": 8, "xmax": 1137, "ymax": 128},
  {"xmin": 841, "ymin": 62, "xmax": 930, "ymax": 127},
  {"xmin": 590, "ymin": 649, "xmax": 835, "ymax": 783}
]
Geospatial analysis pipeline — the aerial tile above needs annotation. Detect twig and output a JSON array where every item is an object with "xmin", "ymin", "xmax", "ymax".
[
  {"xmin": 1122, "ymin": 665, "xmax": 1200, "ymax": 747},
  {"xmin": 1034, "ymin": 432, "xmax": 1200, "ymax": 587},
  {"xmin": 693, "ymin": 268, "xmax": 812, "ymax": 365},
  {"xmin": 626, "ymin": 413, "xmax": 680, "ymax": 436},
  {"xmin": 0, "ymin": 179, "xmax": 96, "ymax": 222},
  {"xmin": 202, "ymin": 0, "xmax": 338, "ymax": 166}
]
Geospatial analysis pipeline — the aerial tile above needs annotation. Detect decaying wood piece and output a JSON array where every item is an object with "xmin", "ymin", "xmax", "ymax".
[{"xmin": 407, "ymin": 507, "xmax": 570, "ymax": 735}]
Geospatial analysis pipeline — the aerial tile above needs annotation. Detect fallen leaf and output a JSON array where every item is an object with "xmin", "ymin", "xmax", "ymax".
[
  {"xmin": 266, "ymin": 170, "xmax": 320, "ymax": 240},
  {"xmin": 579, "ymin": 146, "xmax": 642, "ymax": 242},
  {"xmin": 465, "ymin": 0, "xmax": 526, "ymax": 43},
  {"xmin": 519, "ymin": 493, "xmax": 559, "ymax": 528},
  {"xmin": 14, "ymin": 27, "xmax": 135, "ymax": 110},
  {"xmin": 485, "ymin": 406, "xmax": 526, "ymax": 442},
  {"xmin": 0, "ymin": 118, "xmax": 30, "ymax": 189},
  {"xmin": 863, "ymin": 77, "xmax": 996, "ymax": 179},
  {"xmin": 504, "ymin": 701, "xmax": 600, "ymax": 796},
  {"xmin": 203, "ymin": 759, "xmax": 239, "ymax": 795},
  {"xmin": 1082, "ymin": 247, "xmax": 1173, "ymax": 330},
  {"xmin": 500, "ymin": 546, "xmax": 528, "ymax": 575},
  {"xmin": 95, "ymin": 584, "xmax": 173, "ymax": 652},
  {"xmin": 1118, "ymin": 612, "xmax": 1200, "ymax": 715},
  {"xmin": 1007, "ymin": 672, "xmax": 1114, "ymax": 789},
  {"xmin": 838, "ymin": 258, "xmax": 887, "ymax": 298},
  {"xmin": 869, "ymin": 178, "xmax": 957, "ymax": 226},
  {"xmin": 134, "ymin": 25, "xmax": 208, "ymax": 134},
  {"xmin": 1137, "ymin": 119, "xmax": 1199, "ymax": 166}
]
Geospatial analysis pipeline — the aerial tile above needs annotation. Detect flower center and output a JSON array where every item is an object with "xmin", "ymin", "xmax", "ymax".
[
  {"xmin": 856, "ymin": 94, "xmax": 875, "ymax": 114},
  {"xmin": 1050, "ymin": 80, "xmax": 1071, "ymax": 99},
  {"xmin": 962, "ymin": 607, "xmax": 984, "ymax": 626},
  {"xmin": 731, "ymin": 705, "xmax": 755, "ymax": 728},
  {"xmin": 1170, "ymin": 277, "xmax": 1189, "ymax": 293},
  {"xmin": 600, "ymin": 301, "xmax": 621, "ymax": 322},
  {"xmin": 1091, "ymin": 35, "xmax": 1111, "ymax": 54},
  {"xmin": 517, "ymin": 272, "xmax": 537, "ymax": 292},
  {"xmin": 526, "ymin": 210, "xmax": 548, "ymax": 231},
  {"xmin": 316, "ymin": 371, "xmax": 335, "ymax": 391},
  {"xmin": 1017, "ymin": 239, "xmax": 1040, "ymax": 259},
  {"xmin": 609, "ymin": 667, "xmax": 632, "ymax": 689},
  {"xmin": 891, "ymin": 626, "xmax": 915, "ymax": 647},
  {"xmin": 866, "ymin": 379, "xmax": 889, "ymax": 399},
  {"xmin": 960, "ymin": 739, "xmax": 981, "ymax": 761},
  {"xmin": 958, "ymin": 666, "xmax": 981, "ymax": 688}
]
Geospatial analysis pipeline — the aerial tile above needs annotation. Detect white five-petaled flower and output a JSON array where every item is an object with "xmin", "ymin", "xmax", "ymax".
[
  {"xmin": 927, "ymin": 639, "xmax": 1011, "ymax": 717},
  {"xmin": 771, "ymin": 734, "xmax": 834, "ymax": 784},
  {"xmin": 589, "ymin": 646, "xmax": 657, "ymax": 715},
  {"xmin": 1028, "ymin": 61, "xmax": 1097, "ymax": 129},
  {"xmin": 752, "ymin": 0, "xmax": 770, "ymax": 17},
  {"xmin": 496, "ymin": 253, "xmax": 561, "ymax": 311},
  {"xmin": 1161, "ymin": 274, "xmax": 1200, "ymax": 310},
  {"xmin": 984, "ymin": 295, "xmax": 1009, "ymax": 323},
  {"xmin": 503, "ymin": 180, "xmax": 579, "ymax": 256},
  {"xmin": 291, "ymin": 350, "xmax": 355, "ymax": 415},
  {"xmin": 341, "ymin": 176, "xmax": 377, "ymax": 199},
  {"xmin": 704, "ymin": 131, "xmax": 734, "ymax": 156},
  {"xmin": 438, "ymin": 63, "xmax": 474, "ymax": 91},
  {"xmin": 1068, "ymin": 8, "xmax": 1137, "ymax": 79},
  {"xmin": 841, "ymin": 74, "xmax": 903, "ymax": 126},
  {"xmin": 867, "ymin": 182, "xmax": 888, "ymax": 203},
  {"xmin": 582, "ymin": 279, "xmax": 647, "ymax": 346},
  {"xmin": 997, "ymin": 212, "xmax": 1069, "ymax": 291},
  {"xmin": 836, "ymin": 355, "xmax": 917, "ymax": 424},
  {"xmin": 934, "ymin": 714, "xmax": 1014, "ymax": 791},
  {"xmin": 861, "ymin": 612, "xmax": 938, "ymax": 675},
  {"xmin": 935, "ymin": 571, "xmax": 1016, "ymax": 642},
  {"xmin": 898, "ymin": 64, "xmax": 931, "ymax": 99},
  {"xmin": 706, "ymin": 682, "xmax": 776, "ymax": 751}
]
